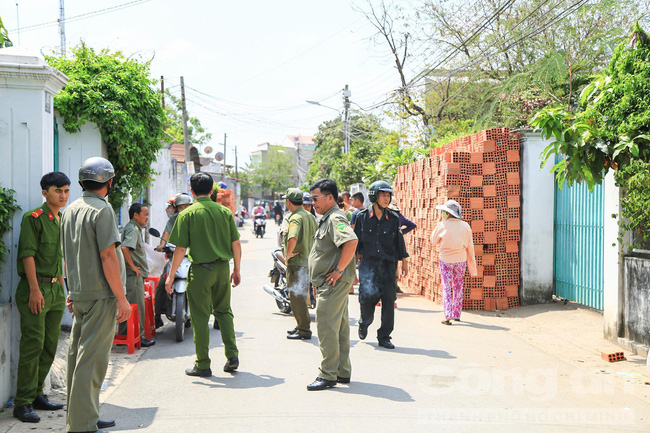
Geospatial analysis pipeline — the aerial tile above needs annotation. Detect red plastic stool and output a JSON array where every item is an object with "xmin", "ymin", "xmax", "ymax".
[
  {"xmin": 144, "ymin": 277, "xmax": 159, "ymax": 303},
  {"xmin": 113, "ymin": 304, "xmax": 141, "ymax": 354},
  {"xmin": 143, "ymin": 292, "xmax": 156, "ymax": 340}
]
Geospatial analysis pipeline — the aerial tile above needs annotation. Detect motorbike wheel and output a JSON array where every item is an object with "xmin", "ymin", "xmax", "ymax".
[
  {"xmin": 276, "ymin": 298, "xmax": 291, "ymax": 314},
  {"xmin": 175, "ymin": 293, "xmax": 185, "ymax": 342}
]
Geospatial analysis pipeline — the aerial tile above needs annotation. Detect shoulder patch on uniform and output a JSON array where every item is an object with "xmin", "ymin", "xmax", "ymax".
[
  {"xmin": 30, "ymin": 209, "xmax": 44, "ymax": 218},
  {"xmin": 337, "ymin": 223, "xmax": 347, "ymax": 232},
  {"xmin": 288, "ymin": 222, "xmax": 296, "ymax": 231}
]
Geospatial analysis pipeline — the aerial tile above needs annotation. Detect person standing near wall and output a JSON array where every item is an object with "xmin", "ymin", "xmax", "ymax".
[
  {"xmin": 13, "ymin": 172, "xmax": 70, "ymax": 423},
  {"xmin": 431, "ymin": 200, "xmax": 477, "ymax": 325},
  {"xmin": 283, "ymin": 188, "xmax": 317, "ymax": 340},
  {"xmin": 388, "ymin": 197, "xmax": 417, "ymax": 294},
  {"xmin": 61, "ymin": 157, "xmax": 131, "ymax": 432},
  {"xmin": 353, "ymin": 181, "xmax": 409, "ymax": 350},
  {"xmin": 120, "ymin": 203, "xmax": 155, "ymax": 347},
  {"xmin": 307, "ymin": 179, "xmax": 358, "ymax": 391}
]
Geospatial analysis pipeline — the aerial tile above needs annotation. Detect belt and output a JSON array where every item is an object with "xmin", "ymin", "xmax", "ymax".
[{"xmin": 36, "ymin": 276, "xmax": 58, "ymax": 284}]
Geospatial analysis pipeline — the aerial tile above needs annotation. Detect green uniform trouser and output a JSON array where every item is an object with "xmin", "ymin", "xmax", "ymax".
[
  {"xmin": 187, "ymin": 261, "xmax": 238, "ymax": 369},
  {"xmin": 121, "ymin": 272, "xmax": 145, "ymax": 339},
  {"xmin": 14, "ymin": 278, "xmax": 65, "ymax": 406},
  {"xmin": 315, "ymin": 278, "xmax": 351, "ymax": 381},
  {"xmin": 67, "ymin": 298, "xmax": 116, "ymax": 433},
  {"xmin": 287, "ymin": 265, "xmax": 311, "ymax": 337}
]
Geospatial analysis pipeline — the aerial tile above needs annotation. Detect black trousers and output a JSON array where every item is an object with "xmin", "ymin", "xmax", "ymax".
[{"xmin": 358, "ymin": 258, "xmax": 397, "ymax": 342}]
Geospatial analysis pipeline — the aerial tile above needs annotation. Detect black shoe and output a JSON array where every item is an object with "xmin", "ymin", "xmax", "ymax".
[
  {"xmin": 224, "ymin": 357, "xmax": 239, "ymax": 372},
  {"xmin": 378, "ymin": 340, "xmax": 395, "ymax": 349},
  {"xmin": 307, "ymin": 377, "xmax": 337, "ymax": 391},
  {"xmin": 337, "ymin": 376, "xmax": 351, "ymax": 384},
  {"xmin": 213, "ymin": 319, "xmax": 220, "ymax": 330},
  {"xmin": 13, "ymin": 404, "xmax": 40, "ymax": 423},
  {"xmin": 97, "ymin": 419, "xmax": 116, "ymax": 428},
  {"xmin": 287, "ymin": 333, "xmax": 311, "ymax": 340},
  {"xmin": 454, "ymin": 318, "xmax": 460, "ymax": 322},
  {"xmin": 32, "ymin": 394, "xmax": 64, "ymax": 410},
  {"xmin": 396, "ymin": 286, "xmax": 403, "ymax": 293},
  {"xmin": 141, "ymin": 338, "xmax": 155, "ymax": 347},
  {"xmin": 358, "ymin": 325, "xmax": 367, "ymax": 340},
  {"xmin": 154, "ymin": 316, "xmax": 164, "ymax": 329},
  {"xmin": 287, "ymin": 328, "xmax": 298, "ymax": 335},
  {"xmin": 441, "ymin": 320, "xmax": 452, "ymax": 326},
  {"xmin": 185, "ymin": 365, "xmax": 212, "ymax": 377}
]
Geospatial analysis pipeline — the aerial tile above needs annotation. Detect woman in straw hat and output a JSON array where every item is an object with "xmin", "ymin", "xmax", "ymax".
[{"xmin": 431, "ymin": 200, "xmax": 477, "ymax": 325}]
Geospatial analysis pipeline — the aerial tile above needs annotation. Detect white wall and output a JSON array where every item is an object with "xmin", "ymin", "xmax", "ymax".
[
  {"xmin": 147, "ymin": 145, "xmax": 175, "ymax": 245},
  {"xmin": 519, "ymin": 131, "xmax": 555, "ymax": 304},
  {"xmin": 603, "ymin": 170, "xmax": 623, "ymax": 340}
]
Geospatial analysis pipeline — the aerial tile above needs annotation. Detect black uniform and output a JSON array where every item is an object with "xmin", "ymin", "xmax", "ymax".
[{"xmin": 353, "ymin": 207, "xmax": 409, "ymax": 343}]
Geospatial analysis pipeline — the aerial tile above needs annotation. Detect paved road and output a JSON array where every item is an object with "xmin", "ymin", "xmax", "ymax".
[{"xmin": 3, "ymin": 219, "xmax": 650, "ymax": 432}]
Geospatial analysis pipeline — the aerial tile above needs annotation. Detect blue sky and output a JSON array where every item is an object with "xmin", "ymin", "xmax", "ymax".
[{"xmin": 1, "ymin": 0, "xmax": 407, "ymax": 165}]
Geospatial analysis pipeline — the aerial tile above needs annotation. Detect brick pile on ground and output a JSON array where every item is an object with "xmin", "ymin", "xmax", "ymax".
[
  {"xmin": 216, "ymin": 188, "xmax": 236, "ymax": 215},
  {"xmin": 393, "ymin": 128, "xmax": 521, "ymax": 311}
]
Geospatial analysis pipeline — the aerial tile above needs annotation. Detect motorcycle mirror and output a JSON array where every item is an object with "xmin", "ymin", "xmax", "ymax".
[{"xmin": 149, "ymin": 228, "xmax": 161, "ymax": 238}]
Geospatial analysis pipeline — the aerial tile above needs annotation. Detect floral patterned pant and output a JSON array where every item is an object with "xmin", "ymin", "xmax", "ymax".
[{"xmin": 440, "ymin": 260, "xmax": 467, "ymax": 320}]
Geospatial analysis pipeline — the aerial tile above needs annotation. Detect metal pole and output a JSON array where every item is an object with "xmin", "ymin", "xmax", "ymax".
[
  {"xmin": 180, "ymin": 76, "xmax": 190, "ymax": 168},
  {"xmin": 343, "ymin": 84, "xmax": 351, "ymax": 154},
  {"xmin": 15, "ymin": 2, "xmax": 20, "ymax": 45},
  {"xmin": 223, "ymin": 133, "xmax": 227, "ymax": 181},
  {"xmin": 58, "ymin": 0, "xmax": 66, "ymax": 57},
  {"xmin": 160, "ymin": 75, "xmax": 166, "ymax": 131},
  {"xmin": 235, "ymin": 146, "xmax": 238, "ymax": 181}
]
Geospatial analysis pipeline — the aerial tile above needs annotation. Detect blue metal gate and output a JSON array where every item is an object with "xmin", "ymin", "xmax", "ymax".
[{"xmin": 553, "ymin": 180, "xmax": 604, "ymax": 310}]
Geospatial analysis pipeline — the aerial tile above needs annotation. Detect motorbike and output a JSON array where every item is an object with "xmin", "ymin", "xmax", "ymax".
[
  {"xmin": 149, "ymin": 228, "xmax": 191, "ymax": 342},
  {"xmin": 263, "ymin": 249, "xmax": 316, "ymax": 314},
  {"xmin": 235, "ymin": 211, "xmax": 244, "ymax": 228},
  {"xmin": 253, "ymin": 215, "xmax": 266, "ymax": 238}
]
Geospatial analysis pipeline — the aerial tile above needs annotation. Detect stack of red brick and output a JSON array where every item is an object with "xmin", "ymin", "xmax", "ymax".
[
  {"xmin": 216, "ymin": 188, "xmax": 236, "ymax": 215},
  {"xmin": 394, "ymin": 128, "xmax": 521, "ymax": 311}
]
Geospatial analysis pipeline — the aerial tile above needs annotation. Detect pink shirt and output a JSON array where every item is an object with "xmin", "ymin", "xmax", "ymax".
[{"xmin": 431, "ymin": 218, "xmax": 477, "ymax": 275}]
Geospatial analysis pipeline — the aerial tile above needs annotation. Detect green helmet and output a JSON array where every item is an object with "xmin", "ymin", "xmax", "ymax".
[
  {"xmin": 368, "ymin": 181, "xmax": 393, "ymax": 203},
  {"xmin": 79, "ymin": 157, "xmax": 115, "ymax": 183}
]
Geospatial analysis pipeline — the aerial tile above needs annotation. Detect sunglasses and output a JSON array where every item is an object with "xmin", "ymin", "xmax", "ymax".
[{"xmin": 310, "ymin": 193, "xmax": 330, "ymax": 202}]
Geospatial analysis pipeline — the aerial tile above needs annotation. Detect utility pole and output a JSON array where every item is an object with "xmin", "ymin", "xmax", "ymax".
[
  {"xmin": 58, "ymin": 0, "xmax": 66, "ymax": 57},
  {"xmin": 222, "ymin": 133, "xmax": 227, "ymax": 181},
  {"xmin": 180, "ymin": 76, "xmax": 190, "ymax": 168},
  {"xmin": 15, "ymin": 2, "xmax": 20, "ymax": 45},
  {"xmin": 235, "ymin": 146, "xmax": 238, "ymax": 181},
  {"xmin": 160, "ymin": 75, "xmax": 166, "ymax": 131},
  {"xmin": 342, "ymin": 84, "xmax": 351, "ymax": 154}
]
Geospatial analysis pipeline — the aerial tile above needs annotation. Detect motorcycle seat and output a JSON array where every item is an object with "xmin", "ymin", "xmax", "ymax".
[{"xmin": 274, "ymin": 250, "xmax": 286, "ymax": 265}]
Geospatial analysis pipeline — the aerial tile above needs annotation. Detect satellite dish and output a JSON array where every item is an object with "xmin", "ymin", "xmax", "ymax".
[
  {"xmin": 215, "ymin": 152, "xmax": 224, "ymax": 162},
  {"xmin": 203, "ymin": 146, "xmax": 213, "ymax": 154}
]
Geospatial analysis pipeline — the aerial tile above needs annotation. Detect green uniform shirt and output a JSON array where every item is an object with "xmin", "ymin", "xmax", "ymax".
[
  {"xmin": 168, "ymin": 197, "xmax": 240, "ymax": 263},
  {"xmin": 279, "ymin": 211, "xmax": 291, "ymax": 254},
  {"xmin": 308, "ymin": 205, "xmax": 358, "ymax": 288},
  {"xmin": 284, "ymin": 207, "xmax": 317, "ymax": 267},
  {"xmin": 164, "ymin": 214, "xmax": 177, "ymax": 235},
  {"xmin": 61, "ymin": 191, "xmax": 125, "ymax": 302},
  {"xmin": 121, "ymin": 220, "xmax": 149, "ymax": 275},
  {"xmin": 16, "ymin": 203, "xmax": 63, "ymax": 278}
]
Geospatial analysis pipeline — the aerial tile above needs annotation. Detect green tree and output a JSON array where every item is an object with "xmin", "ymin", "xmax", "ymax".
[
  {"xmin": 248, "ymin": 146, "xmax": 295, "ymax": 198},
  {"xmin": 307, "ymin": 114, "xmax": 392, "ymax": 188},
  {"xmin": 159, "ymin": 90, "xmax": 211, "ymax": 147},
  {"xmin": 0, "ymin": 16, "xmax": 12, "ymax": 48},
  {"xmin": 47, "ymin": 44, "xmax": 165, "ymax": 209}
]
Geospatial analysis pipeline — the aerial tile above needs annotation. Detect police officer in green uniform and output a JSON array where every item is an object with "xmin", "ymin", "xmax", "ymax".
[
  {"xmin": 283, "ymin": 188, "xmax": 317, "ymax": 340},
  {"xmin": 166, "ymin": 172, "xmax": 242, "ymax": 377},
  {"xmin": 120, "ymin": 203, "xmax": 155, "ymax": 346},
  {"xmin": 13, "ymin": 172, "xmax": 71, "ymax": 423},
  {"xmin": 306, "ymin": 179, "xmax": 358, "ymax": 391},
  {"xmin": 61, "ymin": 157, "xmax": 132, "ymax": 433}
]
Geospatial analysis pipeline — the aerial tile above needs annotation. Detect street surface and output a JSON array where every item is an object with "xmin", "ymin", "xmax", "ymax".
[{"xmin": 2, "ymin": 219, "xmax": 650, "ymax": 432}]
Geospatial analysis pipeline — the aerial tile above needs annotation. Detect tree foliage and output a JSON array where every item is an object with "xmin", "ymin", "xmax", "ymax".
[
  {"xmin": 530, "ymin": 24, "xmax": 650, "ymax": 190},
  {"xmin": 307, "ymin": 114, "xmax": 393, "ymax": 188},
  {"xmin": 614, "ymin": 160, "xmax": 650, "ymax": 251},
  {"xmin": 0, "ymin": 185, "xmax": 20, "ymax": 288},
  {"xmin": 248, "ymin": 146, "xmax": 295, "ymax": 197},
  {"xmin": 159, "ymin": 90, "xmax": 211, "ymax": 147},
  {"xmin": 47, "ymin": 44, "xmax": 165, "ymax": 209},
  {"xmin": 0, "ymin": 16, "xmax": 12, "ymax": 48}
]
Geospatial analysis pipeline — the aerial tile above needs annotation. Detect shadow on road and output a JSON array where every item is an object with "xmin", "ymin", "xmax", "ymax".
[
  {"xmin": 100, "ymin": 403, "xmax": 158, "ymax": 431},
  {"xmin": 451, "ymin": 321, "xmax": 509, "ymax": 331},
  {"xmin": 371, "ymin": 344, "xmax": 456, "ymax": 359},
  {"xmin": 332, "ymin": 382, "xmax": 414, "ymax": 402},
  {"xmin": 396, "ymin": 307, "xmax": 440, "ymax": 314},
  {"xmin": 194, "ymin": 372, "xmax": 285, "ymax": 389}
]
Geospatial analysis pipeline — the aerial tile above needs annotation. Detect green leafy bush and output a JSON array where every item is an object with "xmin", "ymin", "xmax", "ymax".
[
  {"xmin": 0, "ymin": 186, "xmax": 20, "ymax": 287},
  {"xmin": 614, "ymin": 160, "xmax": 650, "ymax": 251}
]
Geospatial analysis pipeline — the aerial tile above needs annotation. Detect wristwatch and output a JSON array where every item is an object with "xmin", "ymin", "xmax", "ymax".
[{"xmin": 333, "ymin": 267, "xmax": 343, "ymax": 274}]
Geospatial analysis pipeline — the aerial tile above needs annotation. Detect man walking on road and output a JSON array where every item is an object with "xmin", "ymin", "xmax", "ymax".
[
  {"xmin": 61, "ymin": 157, "xmax": 131, "ymax": 433},
  {"xmin": 166, "ymin": 172, "xmax": 242, "ymax": 377},
  {"xmin": 121, "ymin": 203, "xmax": 155, "ymax": 347},
  {"xmin": 283, "ymin": 188, "xmax": 317, "ymax": 340},
  {"xmin": 13, "ymin": 172, "xmax": 70, "ymax": 423},
  {"xmin": 354, "ymin": 181, "xmax": 409, "ymax": 350},
  {"xmin": 307, "ymin": 179, "xmax": 358, "ymax": 391}
]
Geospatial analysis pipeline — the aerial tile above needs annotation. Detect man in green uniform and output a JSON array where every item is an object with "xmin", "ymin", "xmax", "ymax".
[
  {"xmin": 283, "ymin": 188, "xmax": 317, "ymax": 340},
  {"xmin": 166, "ymin": 172, "xmax": 242, "ymax": 377},
  {"xmin": 306, "ymin": 179, "xmax": 358, "ymax": 391},
  {"xmin": 61, "ymin": 157, "xmax": 132, "ymax": 433},
  {"xmin": 121, "ymin": 203, "xmax": 155, "ymax": 347},
  {"xmin": 13, "ymin": 172, "xmax": 70, "ymax": 423}
]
